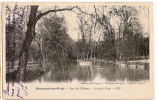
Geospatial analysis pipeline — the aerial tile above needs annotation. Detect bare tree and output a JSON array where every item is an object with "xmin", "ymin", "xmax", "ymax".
[{"xmin": 111, "ymin": 6, "xmax": 139, "ymax": 60}]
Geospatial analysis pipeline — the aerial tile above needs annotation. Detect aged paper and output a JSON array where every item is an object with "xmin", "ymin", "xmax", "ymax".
[
  {"xmin": 1, "ymin": 2, "xmax": 154, "ymax": 99},
  {"xmin": 0, "ymin": 3, "xmax": 2, "ymax": 98}
]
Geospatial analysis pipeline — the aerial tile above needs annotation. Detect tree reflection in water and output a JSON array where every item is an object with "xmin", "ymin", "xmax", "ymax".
[
  {"xmin": 78, "ymin": 66, "xmax": 93, "ymax": 81},
  {"xmin": 38, "ymin": 62, "xmax": 149, "ymax": 82}
]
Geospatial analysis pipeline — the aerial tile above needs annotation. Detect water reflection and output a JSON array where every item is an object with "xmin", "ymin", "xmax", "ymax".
[
  {"xmin": 38, "ymin": 62, "xmax": 149, "ymax": 82},
  {"xmin": 41, "ymin": 66, "xmax": 72, "ymax": 82}
]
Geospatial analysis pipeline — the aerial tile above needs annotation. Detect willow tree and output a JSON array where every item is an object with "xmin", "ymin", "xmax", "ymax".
[{"xmin": 17, "ymin": 5, "xmax": 76, "ymax": 81}]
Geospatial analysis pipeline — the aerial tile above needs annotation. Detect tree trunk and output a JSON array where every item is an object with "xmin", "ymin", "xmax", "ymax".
[
  {"xmin": 16, "ymin": 5, "xmax": 76, "ymax": 81},
  {"xmin": 17, "ymin": 6, "xmax": 38, "ymax": 81}
]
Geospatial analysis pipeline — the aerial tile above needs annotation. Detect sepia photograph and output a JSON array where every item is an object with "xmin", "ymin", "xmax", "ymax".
[
  {"xmin": 2, "ymin": 2, "xmax": 154, "ymax": 99},
  {"xmin": 5, "ymin": 3, "xmax": 150, "ymax": 82}
]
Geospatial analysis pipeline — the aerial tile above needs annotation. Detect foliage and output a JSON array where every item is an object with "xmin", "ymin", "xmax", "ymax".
[{"xmin": 38, "ymin": 15, "xmax": 77, "ymax": 66}]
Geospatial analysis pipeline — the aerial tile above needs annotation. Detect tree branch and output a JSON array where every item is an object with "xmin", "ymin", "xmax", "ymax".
[{"xmin": 36, "ymin": 6, "xmax": 77, "ymax": 21}]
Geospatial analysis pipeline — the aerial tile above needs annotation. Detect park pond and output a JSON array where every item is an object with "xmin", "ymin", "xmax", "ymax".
[{"xmin": 36, "ymin": 61, "xmax": 149, "ymax": 82}]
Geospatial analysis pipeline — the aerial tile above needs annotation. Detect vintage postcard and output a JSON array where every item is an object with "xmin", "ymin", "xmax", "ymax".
[{"xmin": 1, "ymin": 2, "xmax": 154, "ymax": 99}]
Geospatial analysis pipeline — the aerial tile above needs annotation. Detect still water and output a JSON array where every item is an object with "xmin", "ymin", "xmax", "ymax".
[{"xmin": 38, "ymin": 61, "xmax": 149, "ymax": 82}]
